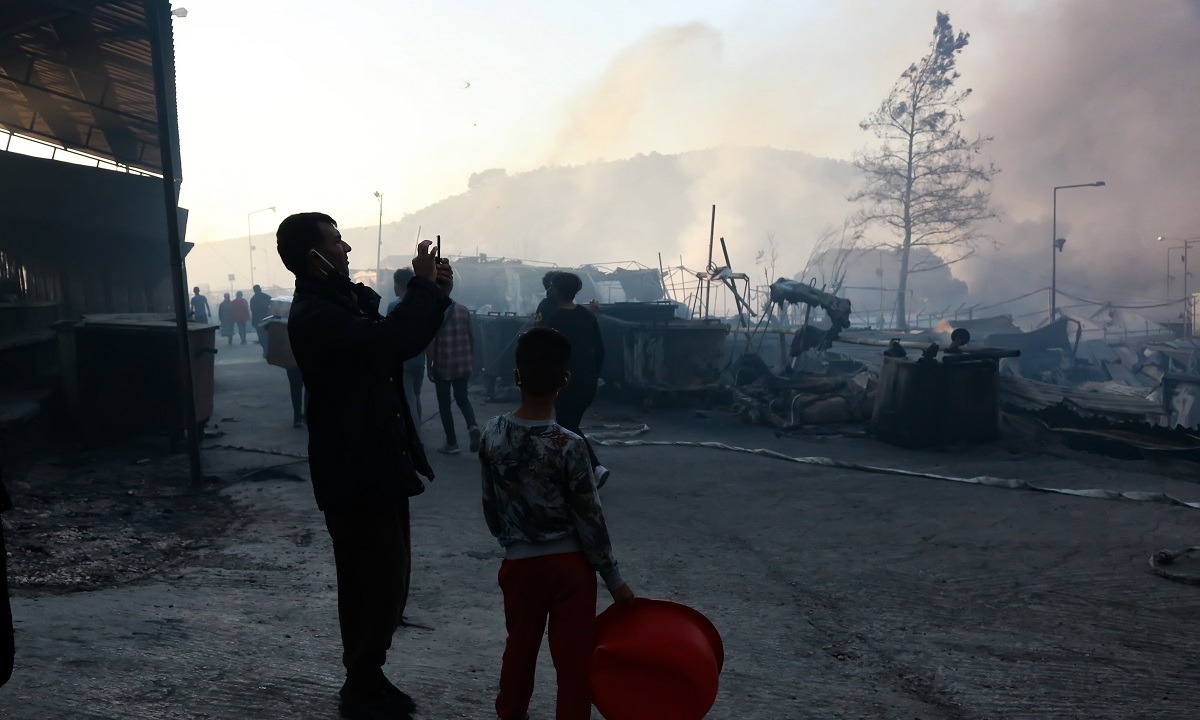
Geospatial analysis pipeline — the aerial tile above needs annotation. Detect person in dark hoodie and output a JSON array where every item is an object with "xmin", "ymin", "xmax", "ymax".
[{"xmin": 278, "ymin": 212, "xmax": 452, "ymax": 720}]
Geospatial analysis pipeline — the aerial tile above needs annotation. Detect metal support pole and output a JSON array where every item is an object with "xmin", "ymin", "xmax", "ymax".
[
  {"xmin": 1050, "ymin": 181, "xmax": 1104, "ymax": 320},
  {"xmin": 374, "ymin": 191, "xmax": 383, "ymax": 289},
  {"xmin": 147, "ymin": 0, "xmax": 202, "ymax": 485},
  {"xmin": 1166, "ymin": 247, "xmax": 1173, "ymax": 299},
  {"xmin": 657, "ymin": 253, "xmax": 669, "ymax": 302},
  {"xmin": 246, "ymin": 213, "xmax": 255, "ymax": 286},
  {"xmin": 705, "ymin": 205, "xmax": 716, "ymax": 318},
  {"xmin": 1050, "ymin": 188, "xmax": 1057, "ymax": 318}
]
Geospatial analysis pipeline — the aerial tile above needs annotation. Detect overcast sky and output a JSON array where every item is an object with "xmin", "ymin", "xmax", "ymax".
[{"xmin": 168, "ymin": 0, "xmax": 1039, "ymax": 244}]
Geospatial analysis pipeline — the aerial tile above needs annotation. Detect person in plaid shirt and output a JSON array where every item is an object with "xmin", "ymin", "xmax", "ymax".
[{"xmin": 427, "ymin": 301, "xmax": 479, "ymax": 454}]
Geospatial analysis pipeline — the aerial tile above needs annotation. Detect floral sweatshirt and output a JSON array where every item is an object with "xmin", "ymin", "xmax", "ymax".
[{"xmin": 479, "ymin": 414, "xmax": 625, "ymax": 592}]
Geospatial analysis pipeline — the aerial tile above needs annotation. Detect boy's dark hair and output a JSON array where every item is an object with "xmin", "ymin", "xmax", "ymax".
[
  {"xmin": 549, "ymin": 272, "xmax": 583, "ymax": 302},
  {"xmin": 541, "ymin": 271, "xmax": 559, "ymax": 291},
  {"xmin": 394, "ymin": 267, "xmax": 415, "ymax": 285},
  {"xmin": 277, "ymin": 212, "xmax": 337, "ymax": 275},
  {"xmin": 253, "ymin": 284, "xmax": 262, "ymax": 293},
  {"xmin": 515, "ymin": 327, "xmax": 572, "ymax": 395}
]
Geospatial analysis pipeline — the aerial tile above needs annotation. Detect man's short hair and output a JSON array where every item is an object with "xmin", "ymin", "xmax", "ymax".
[
  {"xmin": 549, "ymin": 272, "xmax": 583, "ymax": 302},
  {"xmin": 515, "ymin": 327, "xmax": 571, "ymax": 395},
  {"xmin": 394, "ymin": 268, "xmax": 415, "ymax": 285},
  {"xmin": 541, "ymin": 271, "xmax": 559, "ymax": 290},
  {"xmin": 236, "ymin": 290, "xmax": 244, "ymax": 298},
  {"xmin": 277, "ymin": 212, "xmax": 337, "ymax": 275},
  {"xmin": 192, "ymin": 286, "xmax": 199, "ymax": 293},
  {"xmin": 253, "ymin": 284, "xmax": 261, "ymax": 293}
]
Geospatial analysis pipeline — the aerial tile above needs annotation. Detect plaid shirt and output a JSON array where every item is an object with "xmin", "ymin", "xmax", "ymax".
[{"xmin": 427, "ymin": 302, "xmax": 474, "ymax": 380}]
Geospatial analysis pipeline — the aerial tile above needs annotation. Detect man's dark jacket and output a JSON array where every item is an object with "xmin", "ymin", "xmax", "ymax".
[
  {"xmin": 288, "ymin": 275, "xmax": 449, "ymax": 512},
  {"xmin": 249, "ymin": 290, "xmax": 272, "ymax": 325}
]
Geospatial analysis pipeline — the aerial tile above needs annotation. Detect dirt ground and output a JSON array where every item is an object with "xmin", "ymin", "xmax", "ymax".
[{"xmin": 4, "ymin": 337, "xmax": 1200, "ymax": 719}]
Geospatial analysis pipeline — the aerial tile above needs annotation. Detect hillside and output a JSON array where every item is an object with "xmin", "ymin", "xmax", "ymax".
[{"xmin": 185, "ymin": 146, "xmax": 858, "ymax": 296}]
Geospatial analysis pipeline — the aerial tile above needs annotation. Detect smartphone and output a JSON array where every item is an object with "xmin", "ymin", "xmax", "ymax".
[
  {"xmin": 309, "ymin": 249, "xmax": 337, "ymax": 276},
  {"xmin": 436, "ymin": 235, "xmax": 442, "ymax": 261}
]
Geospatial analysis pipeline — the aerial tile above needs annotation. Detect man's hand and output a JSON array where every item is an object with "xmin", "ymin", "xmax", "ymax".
[
  {"xmin": 588, "ymin": 299, "xmax": 600, "ymax": 312},
  {"xmin": 435, "ymin": 258, "xmax": 454, "ymax": 297},
  {"xmin": 412, "ymin": 240, "xmax": 437, "ymax": 282},
  {"xmin": 610, "ymin": 583, "xmax": 635, "ymax": 607}
]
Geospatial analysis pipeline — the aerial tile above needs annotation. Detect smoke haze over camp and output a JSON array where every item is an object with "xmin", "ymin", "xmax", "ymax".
[{"xmin": 156, "ymin": 1, "xmax": 1200, "ymax": 319}]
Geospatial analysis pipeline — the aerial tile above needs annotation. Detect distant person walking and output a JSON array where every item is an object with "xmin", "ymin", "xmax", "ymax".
[
  {"xmin": 532, "ymin": 270, "xmax": 558, "ymax": 324},
  {"xmin": 539, "ymin": 272, "xmax": 609, "ymax": 487},
  {"xmin": 218, "ymin": 292, "xmax": 234, "ymax": 345},
  {"xmin": 231, "ymin": 290, "xmax": 251, "ymax": 344},
  {"xmin": 250, "ymin": 284, "xmax": 272, "ymax": 348},
  {"xmin": 390, "ymin": 269, "xmax": 427, "ymax": 427},
  {"xmin": 190, "ymin": 286, "xmax": 210, "ymax": 323},
  {"xmin": 427, "ymin": 301, "xmax": 479, "ymax": 454}
]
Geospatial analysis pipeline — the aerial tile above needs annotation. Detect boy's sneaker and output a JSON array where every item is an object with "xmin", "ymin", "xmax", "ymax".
[
  {"xmin": 468, "ymin": 425, "xmax": 482, "ymax": 453},
  {"xmin": 594, "ymin": 465, "xmax": 610, "ymax": 488},
  {"xmin": 437, "ymin": 443, "xmax": 461, "ymax": 455}
]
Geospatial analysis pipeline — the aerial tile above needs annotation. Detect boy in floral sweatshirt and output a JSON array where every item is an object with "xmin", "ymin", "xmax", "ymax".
[{"xmin": 479, "ymin": 327, "xmax": 635, "ymax": 720}]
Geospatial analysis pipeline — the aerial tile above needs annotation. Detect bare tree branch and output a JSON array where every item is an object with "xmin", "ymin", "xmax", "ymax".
[{"xmin": 800, "ymin": 218, "xmax": 863, "ymax": 295}]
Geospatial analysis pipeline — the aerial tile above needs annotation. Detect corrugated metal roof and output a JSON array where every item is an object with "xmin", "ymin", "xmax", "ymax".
[
  {"xmin": 0, "ymin": 0, "xmax": 177, "ymax": 174},
  {"xmin": 1000, "ymin": 374, "xmax": 1164, "ymax": 419}
]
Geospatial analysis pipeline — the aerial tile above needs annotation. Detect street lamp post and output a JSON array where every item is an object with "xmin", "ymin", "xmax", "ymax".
[
  {"xmin": 1050, "ymin": 181, "xmax": 1105, "ymax": 318},
  {"xmin": 246, "ymin": 206, "xmax": 276, "ymax": 287},
  {"xmin": 1166, "ymin": 246, "xmax": 1178, "ymax": 299},
  {"xmin": 373, "ymin": 191, "xmax": 383, "ymax": 289},
  {"xmin": 1158, "ymin": 235, "xmax": 1200, "ymax": 336}
]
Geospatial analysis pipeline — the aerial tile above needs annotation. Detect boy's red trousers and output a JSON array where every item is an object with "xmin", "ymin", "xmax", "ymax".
[{"xmin": 495, "ymin": 551, "xmax": 597, "ymax": 720}]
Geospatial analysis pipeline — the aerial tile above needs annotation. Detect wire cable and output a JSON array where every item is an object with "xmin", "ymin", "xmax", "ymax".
[{"xmin": 594, "ymin": 438, "xmax": 1200, "ymax": 511}]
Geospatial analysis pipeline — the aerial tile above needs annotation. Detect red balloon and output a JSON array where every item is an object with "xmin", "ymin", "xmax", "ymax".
[{"xmin": 591, "ymin": 599, "xmax": 723, "ymax": 720}]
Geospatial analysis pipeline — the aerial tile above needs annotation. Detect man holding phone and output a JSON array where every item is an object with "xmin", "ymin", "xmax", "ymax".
[{"xmin": 278, "ymin": 212, "xmax": 452, "ymax": 720}]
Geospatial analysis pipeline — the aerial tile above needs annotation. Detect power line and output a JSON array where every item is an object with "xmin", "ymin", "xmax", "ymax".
[
  {"xmin": 973, "ymin": 287, "xmax": 1050, "ymax": 312},
  {"xmin": 1055, "ymin": 289, "xmax": 1184, "ymax": 310}
]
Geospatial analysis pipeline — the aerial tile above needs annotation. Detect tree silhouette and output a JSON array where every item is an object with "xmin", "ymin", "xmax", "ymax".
[{"xmin": 850, "ymin": 11, "xmax": 997, "ymax": 329}]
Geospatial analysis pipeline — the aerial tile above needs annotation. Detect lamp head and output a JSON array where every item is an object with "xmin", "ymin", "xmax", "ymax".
[
  {"xmin": 1092, "ymin": 181, "xmax": 1106, "ymax": 187},
  {"xmin": 374, "ymin": 191, "xmax": 382, "ymax": 198},
  {"xmin": 1055, "ymin": 238, "xmax": 1067, "ymax": 252}
]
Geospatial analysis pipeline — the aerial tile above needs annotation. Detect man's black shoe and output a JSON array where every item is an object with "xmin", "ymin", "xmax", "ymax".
[
  {"xmin": 339, "ymin": 675, "xmax": 416, "ymax": 714},
  {"xmin": 338, "ymin": 688, "xmax": 410, "ymax": 720},
  {"xmin": 379, "ymin": 677, "xmax": 417, "ymax": 714}
]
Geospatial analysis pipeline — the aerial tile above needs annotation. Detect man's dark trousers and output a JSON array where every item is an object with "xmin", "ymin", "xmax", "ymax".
[
  {"xmin": 554, "ymin": 376, "xmax": 600, "ymax": 468},
  {"xmin": 324, "ymin": 501, "xmax": 412, "ymax": 695},
  {"xmin": 434, "ymin": 376, "xmax": 476, "ymax": 446}
]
